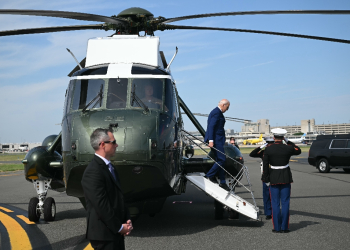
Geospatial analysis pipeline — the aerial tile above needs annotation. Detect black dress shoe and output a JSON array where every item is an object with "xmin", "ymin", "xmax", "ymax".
[
  {"xmin": 265, "ymin": 215, "xmax": 272, "ymax": 220},
  {"xmin": 272, "ymin": 229, "xmax": 281, "ymax": 233},
  {"xmin": 219, "ymin": 183, "xmax": 230, "ymax": 191},
  {"xmin": 281, "ymin": 230, "xmax": 290, "ymax": 233},
  {"xmin": 205, "ymin": 176, "xmax": 218, "ymax": 184}
]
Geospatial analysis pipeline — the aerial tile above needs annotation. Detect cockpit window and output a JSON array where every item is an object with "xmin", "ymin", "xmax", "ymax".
[
  {"xmin": 130, "ymin": 78, "xmax": 163, "ymax": 110},
  {"xmin": 72, "ymin": 79, "xmax": 105, "ymax": 110},
  {"xmin": 164, "ymin": 79, "xmax": 175, "ymax": 118},
  {"xmin": 107, "ymin": 78, "xmax": 128, "ymax": 109}
]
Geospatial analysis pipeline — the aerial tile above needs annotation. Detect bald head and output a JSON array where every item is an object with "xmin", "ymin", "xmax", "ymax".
[{"xmin": 218, "ymin": 99, "xmax": 230, "ymax": 113}]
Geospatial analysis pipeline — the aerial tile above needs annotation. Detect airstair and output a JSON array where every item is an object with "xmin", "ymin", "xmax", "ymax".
[
  {"xmin": 185, "ymin": 172, "xmax": 259, "ymax": 220},
  {"xmin": 181, "ymin": 129, "xmax": 260, "ymax": 221}
]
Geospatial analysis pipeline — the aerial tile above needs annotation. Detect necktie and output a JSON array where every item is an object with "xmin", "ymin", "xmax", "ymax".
[{"xmin": 108, "ymin": 163, "xmax": 117, "ymax": 181}]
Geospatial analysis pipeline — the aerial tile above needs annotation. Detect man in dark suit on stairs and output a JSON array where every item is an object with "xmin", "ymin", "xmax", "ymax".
[
  {"xmin": 82, "ymin": 128, "xmax": 132, "ymax": 250},
  {"xmin": 204, "ymin": 99, "xmax": 230, "ymax": 191}
]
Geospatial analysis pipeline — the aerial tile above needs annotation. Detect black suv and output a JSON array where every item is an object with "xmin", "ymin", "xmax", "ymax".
[{"xmin": 308, "ymin": 134, "xmax": 350, "ymax": 173}]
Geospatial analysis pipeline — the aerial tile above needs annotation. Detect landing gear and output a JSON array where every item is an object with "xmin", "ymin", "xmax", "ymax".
[
  {"xmin": 28, "ymin": 197, "xmax": 40, "ymax": 222},
  {"xmin": 44, "ymin": 197, "xmax": 56, "ymax": 221},
  {"xmin": 28, "ymin": 179, "xmax": 56, "ymax": 222}
]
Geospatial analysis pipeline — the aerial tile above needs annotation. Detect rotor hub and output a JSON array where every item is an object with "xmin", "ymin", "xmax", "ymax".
[{"xmin": 117, "ymin": 7, "xmax": 154, "ymax": 19}]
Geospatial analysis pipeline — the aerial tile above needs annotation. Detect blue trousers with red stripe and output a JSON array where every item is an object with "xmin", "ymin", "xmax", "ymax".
[
  {"xmin": 270, "ymin": 183, "xmax": 291, "ymax": 231},
  {"xmin": 262, "ymin": 182, "xmax": 272, "ymax": 216}
]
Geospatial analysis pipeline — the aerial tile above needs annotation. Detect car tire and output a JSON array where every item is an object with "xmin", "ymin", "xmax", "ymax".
[
  {"xmin": 343, "ymin": 168, "xmax": 350, "ymax": 173},
  {"xmin": 318, "ymin": 158, "xmax": 330, "ymax": 173}
]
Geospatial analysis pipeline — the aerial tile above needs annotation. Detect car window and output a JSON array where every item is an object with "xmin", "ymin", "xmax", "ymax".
[
  {"xmin": 330, "ymin": 140, "xmax": 347, "ymax": 148},
  {"xmin": 347, "ymin": 140, "xmax": 350, "ymax": 148}
]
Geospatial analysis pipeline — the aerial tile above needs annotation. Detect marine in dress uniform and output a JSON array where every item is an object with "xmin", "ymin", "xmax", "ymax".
[
  {"xmin": 249, "ymin": 137, "xmax": 274, "ymax": 220},
  {"xmin": 261, "ymin": 128, "xmax": 301, "ymax": 233}
]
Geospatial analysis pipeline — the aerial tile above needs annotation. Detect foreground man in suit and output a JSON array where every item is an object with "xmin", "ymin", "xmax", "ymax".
[
  {"xmin": 204, "ymin": 99, "xmax": 230, "ymax": 191},
  {"xmin": 82, "ymin": 128, "xmax": 132, "ymax": 250}
]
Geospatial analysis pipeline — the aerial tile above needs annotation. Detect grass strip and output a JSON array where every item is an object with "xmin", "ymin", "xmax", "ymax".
[
  {"xmin": 0, "ymin": 154, "xmax": 26, "ymax": 161},
  {"xmin": 0, "ymin": 164, "xmax": 24, "ymax": 172}
]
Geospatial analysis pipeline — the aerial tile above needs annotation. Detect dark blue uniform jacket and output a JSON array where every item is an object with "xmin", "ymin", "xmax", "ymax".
[{"xmin": 261, "ymin": 141, "xmax": 301, "ymax": 185}]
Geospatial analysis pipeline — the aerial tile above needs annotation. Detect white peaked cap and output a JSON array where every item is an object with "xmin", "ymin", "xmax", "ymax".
[
  {"xmin": 271, "ymin": 128, "xmax": 287, "ymax": 136},
  {"xmin": 264, "ymin": 137, "xmax": 275, "ymax": 142}
]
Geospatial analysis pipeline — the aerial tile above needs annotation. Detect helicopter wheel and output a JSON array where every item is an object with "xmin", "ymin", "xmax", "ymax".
[
  {"xmin": 43, "ymin": 197, "xmax": 56, "ymax": 222},
  {"xmin": 214, "ymin": 200, "xmax": 224, "ymax": 220},
  {"xmin": 28, "ymin": 197, "xmax": 40, "ymax": 222}
]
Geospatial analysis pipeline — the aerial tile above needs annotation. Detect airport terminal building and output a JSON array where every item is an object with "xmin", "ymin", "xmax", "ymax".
[
  {"xmin": 240, "ymin": 119, "xmax": 350, "ymax": 136},
  {"xmin": 0, "ymin": 142, "xmax": 41, "ymax": 152},
  {"xmin": 239, "ymin": 118, "xmax": 350, "ymax": 143}
]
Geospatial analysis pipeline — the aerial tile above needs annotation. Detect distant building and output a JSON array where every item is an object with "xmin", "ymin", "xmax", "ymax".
[
  {"xmin": 271, "ymin": 119, "xmax": 350, "ymax": 135},
  {"xmin": 240, "ymin": 119, "xmax": 270, "ymax": 136},
  {"xmin": 0, "ymin": 142, "xmax": 41, "ymax": 152}
]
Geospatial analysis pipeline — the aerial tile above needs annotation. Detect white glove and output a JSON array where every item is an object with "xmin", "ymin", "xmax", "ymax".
[
  {"xmin": 260, "ymin": 143, "xmax": 268, "ymax": 149},
  {"xmin": 266, "ymin": 182, "xmax": 270, "ymax": 187},
  {"xmin": 284, "ymin": 137, "xmax": 289, "ymax": 143}
]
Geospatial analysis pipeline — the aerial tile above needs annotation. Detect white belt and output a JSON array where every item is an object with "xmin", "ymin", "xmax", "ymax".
[{"xmin": 270, "ymin": 165, "xmax": 289, "ymax": 169}]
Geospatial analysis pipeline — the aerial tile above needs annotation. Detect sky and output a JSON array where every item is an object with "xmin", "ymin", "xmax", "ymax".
[{"xmin": 0, "ymin": 0, "xmax": 349, "ymax": 143}]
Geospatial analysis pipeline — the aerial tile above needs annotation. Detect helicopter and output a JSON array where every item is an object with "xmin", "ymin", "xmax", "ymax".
[{"xmin": 1, "ymin": 6, "xmax": 349, "ymax": 222}]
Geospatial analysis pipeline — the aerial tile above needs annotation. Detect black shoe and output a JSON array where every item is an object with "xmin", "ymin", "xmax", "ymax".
[
  {"xmin": 281, "ymin": 230, "xmax": 290, "ymax": 233},
  {"xmin": 205, "ymin": 175, "xmax": 218, "ymax": 184},
  {"xmin": 265, "ymin": 215, "xmax": 272, "ymax": 220},
  {"xmin": 272, "ymin": 229, "xmax": 281, "ymax": 233},
  {"xmin": 219, "ymin": 183, "xmax": 230, "ymax": 191}
]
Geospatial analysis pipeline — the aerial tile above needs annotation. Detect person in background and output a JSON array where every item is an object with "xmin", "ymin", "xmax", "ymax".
[
  {"xmin": 249, "ymin": 137, "xmax": 274, "ymax": 220},
  {"xmin": 229, "ymin": 137, "xmax": 240, "ymax": 150}
]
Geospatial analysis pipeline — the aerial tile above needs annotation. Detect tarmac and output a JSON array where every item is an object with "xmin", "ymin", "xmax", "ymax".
[{"xmin": 0, "ymin": 152, "xmax": 350, "ymax": 250}]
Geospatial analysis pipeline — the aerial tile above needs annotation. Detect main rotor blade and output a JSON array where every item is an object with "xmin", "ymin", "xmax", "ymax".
[
  {"xmin": 165, "ymin": 25, "xmax": 350, "ymax": 44},
  {"xmin": 0, "ymin": 9, "xmax": 127, "ymax": 25},
  {"xmin": 162, "ymin": 10, "xmax": 350, "ymax": 24},
  {"xmin": 0, "ymin": 24, "xmax": 105, "ymax": 37}
]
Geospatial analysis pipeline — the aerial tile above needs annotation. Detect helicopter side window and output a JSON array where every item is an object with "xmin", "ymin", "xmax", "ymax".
[
  {"xmin": 63, "ymin": 80, "xmax": 74, "ymax": 116},
  {"xmin": 164, "ymin": 79, "xmax": 175, "ymax": 118},
  {"xmin": 107, "ymin": 78, "xmax": 128, "ymax": 109},
  {"xmin": 130, "ymin": 78, "xmax": 163, "ymax": 110},
  {"xmin": 72, "ymin": 79, "xmax": 105, "ymax": 110}
]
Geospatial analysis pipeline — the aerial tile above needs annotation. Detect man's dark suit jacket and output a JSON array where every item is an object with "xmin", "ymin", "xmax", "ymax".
[
  {"xmin": 204, "ymin": 107, "xmax": 226, "ymax": 145},
  {"xmin": 81, "ymin": 155, "xmax": 130, "ymax": 242}
]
